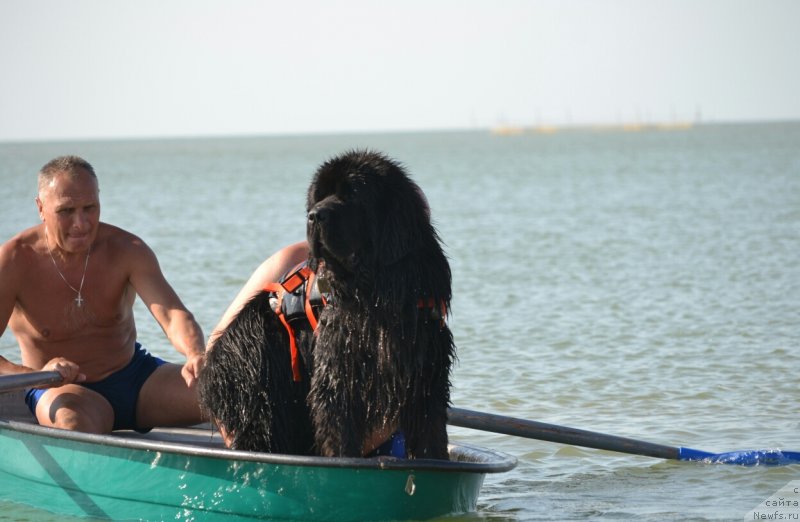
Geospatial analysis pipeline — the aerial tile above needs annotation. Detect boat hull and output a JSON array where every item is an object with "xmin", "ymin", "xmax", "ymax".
[{"xmin": 0, "ymin": 418, "xmax": 515, "ymax": 521}]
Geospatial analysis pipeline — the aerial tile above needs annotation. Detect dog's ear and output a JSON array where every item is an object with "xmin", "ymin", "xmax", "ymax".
[{"xmin": 377, "ymin": 179, "xmax": 429, "ymax": 266}]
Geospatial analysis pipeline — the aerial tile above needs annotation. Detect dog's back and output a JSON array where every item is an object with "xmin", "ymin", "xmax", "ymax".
[{"xmin": 199, "ymin": 291, "xmax": 315, "ymax": 454}]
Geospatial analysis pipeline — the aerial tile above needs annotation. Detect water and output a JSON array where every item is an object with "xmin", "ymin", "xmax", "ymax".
[{"xmin": 1, "ymin": 122, "xmax": 799, "ymax": 521}]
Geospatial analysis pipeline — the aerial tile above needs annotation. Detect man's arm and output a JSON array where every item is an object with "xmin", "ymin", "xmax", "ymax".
[
  {"xmin": 206, "ymin": 241, "xmax": 309, "ymax": 350},
  {"xmin": 126, "ymin": 236, "xmax": 205, "ymax": 386},
  {"xmin": 0, "ymin": 241, "xmax": 20, "ymax": 375},
  {"xmin": 0, "ymin": 237, "xmax": 84, "ymax": 383}
]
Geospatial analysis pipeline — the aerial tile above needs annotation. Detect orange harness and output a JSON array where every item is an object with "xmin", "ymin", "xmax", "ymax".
[
  {"xmin": 263, "ymin": 263, "xmax": 324, "ymax": 382},
  {"xmin": 264, "ymin": 263, "xmax": 447, "ymax": 382}
]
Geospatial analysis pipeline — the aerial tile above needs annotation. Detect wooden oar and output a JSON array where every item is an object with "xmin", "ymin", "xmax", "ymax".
[
  {"xmin": 0, "ymin": 371, "xmax": 63, "ymax": 393},
  {"xmin": 447, "ymin": 407, "xmax": 800, "ymax": 466}
]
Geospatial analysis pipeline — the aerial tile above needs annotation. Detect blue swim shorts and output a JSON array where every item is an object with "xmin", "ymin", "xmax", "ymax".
[
  {"xmin": 25, "ymin": 343, "xmax": 166, "ymax": 432},
  {"xmin": 367, "ymin": 430, "xmax": 407, "ymax": 459}
]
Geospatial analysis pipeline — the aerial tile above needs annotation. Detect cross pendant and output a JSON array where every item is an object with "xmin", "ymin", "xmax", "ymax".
[{"xmin": 75, "ymin": 294, "xmax": 84, "ymax": 307}]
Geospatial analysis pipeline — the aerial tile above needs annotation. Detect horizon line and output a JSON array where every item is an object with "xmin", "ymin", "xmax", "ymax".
[{"xmin": 2, "ymin": 117, "xmax": 799, "ymax": 145}]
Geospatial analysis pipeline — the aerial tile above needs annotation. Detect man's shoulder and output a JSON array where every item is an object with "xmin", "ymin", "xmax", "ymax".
[
  {"xmin": 97, "ymin": 223, "xmax": 155, "ymax": 260},
  {"xmin": 0, "ymin": 226, "xmax": 40, "ymax": 264},
  {"xmin": 98, "ymin": 223, "xmax": 147, "ymax": 248}
]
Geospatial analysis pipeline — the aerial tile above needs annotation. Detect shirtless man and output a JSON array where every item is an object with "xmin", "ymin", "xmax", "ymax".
[{"xmin": 0, "ymin": 156, "xmax": 205, "ymax": 434}]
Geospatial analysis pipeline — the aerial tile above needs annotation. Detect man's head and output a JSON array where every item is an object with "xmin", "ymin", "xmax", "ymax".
[
  {"xmin": 37, "ymin": 156, "xmax": 97, "ymax": 194},
  {"xmin": 36, "ymin": 156, "xmax": 101, "ymax": 255}
]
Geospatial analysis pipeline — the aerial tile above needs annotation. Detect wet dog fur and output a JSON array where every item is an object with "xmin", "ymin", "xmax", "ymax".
[
  {"xmin": 199, "ymin": 150, "xmax": 455, "ymax": 459},
  {"xmin": 198, "ymin": 291, "xmax": 315, "ymax": 454}
]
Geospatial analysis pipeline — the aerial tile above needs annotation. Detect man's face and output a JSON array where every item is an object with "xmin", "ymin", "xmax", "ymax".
[{"xmin": 36, "ymin": 169, "xmax": 100, "ymax": 254}]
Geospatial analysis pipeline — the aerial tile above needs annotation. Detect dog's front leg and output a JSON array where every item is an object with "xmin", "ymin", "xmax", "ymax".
[
  {"xmin": 310, "ymin": 384, "xmax": 365, "ymax": 457},
  {"xmin": 308, "ymin": 328, "xmax": 367, "ymax": 457}
]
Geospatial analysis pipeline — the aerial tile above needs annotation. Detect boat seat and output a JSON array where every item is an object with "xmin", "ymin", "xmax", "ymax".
[
  {"xmin": 112, "ymin": 425, "xmax": 226, "ymax": 448},
  {"xmin": 0, "ymin": 390, "xmax": 35, "ymax": 422}
]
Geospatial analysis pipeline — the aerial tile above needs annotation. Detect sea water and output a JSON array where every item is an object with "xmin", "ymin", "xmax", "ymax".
[{"xmin": 1, "ymin": 122, "xmax": 798, "ymax": 521}]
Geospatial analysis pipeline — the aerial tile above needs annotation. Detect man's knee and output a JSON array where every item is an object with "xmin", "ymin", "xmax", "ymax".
[{"xmin": 36, "ymin": 387, "xmax": 113, "ymax": 434}]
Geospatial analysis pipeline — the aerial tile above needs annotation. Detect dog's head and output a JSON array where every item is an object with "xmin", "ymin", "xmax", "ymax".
[{"xmin": 306, "ymin": 150, "xmax": 434, "ymax": 284}]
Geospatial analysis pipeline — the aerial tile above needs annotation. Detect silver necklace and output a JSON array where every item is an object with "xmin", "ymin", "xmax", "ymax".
[{"xmin": 45, "ymin": 227, "xmax": 91, "ymax": 307}]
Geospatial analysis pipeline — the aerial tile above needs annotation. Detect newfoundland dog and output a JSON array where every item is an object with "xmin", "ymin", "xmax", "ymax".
[{"xmin": 199, "ymin": 150, "xmax": 455, "ymax": 460}]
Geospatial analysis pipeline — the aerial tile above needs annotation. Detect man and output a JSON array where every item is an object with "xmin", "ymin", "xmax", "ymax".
[{"xmin": 0, "ymin": 156, "xmax": 205, "ymax": 434}]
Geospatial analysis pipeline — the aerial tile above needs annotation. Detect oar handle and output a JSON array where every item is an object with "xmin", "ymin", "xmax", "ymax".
[
  {"xmin": 447, "ymin": 407, "xmax": 680, "ymax": 461},
  {"xmin": 0, "ymin": 371, "xmax": 63, "ymax": 393}
]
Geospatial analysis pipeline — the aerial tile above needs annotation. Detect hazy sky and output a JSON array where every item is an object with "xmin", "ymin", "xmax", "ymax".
[{"xmin": 2, "ymin": 0, "xmax": 799, "ymax": 142}]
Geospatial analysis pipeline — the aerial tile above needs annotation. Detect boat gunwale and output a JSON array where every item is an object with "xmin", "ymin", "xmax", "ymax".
[{"xmin": 0, "ymin": 419, "xmax": 517, "ymax": 473}]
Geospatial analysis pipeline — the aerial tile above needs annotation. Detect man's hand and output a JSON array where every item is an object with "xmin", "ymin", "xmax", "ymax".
[
  {"xmin": 41, "ymin": 357, "xmax": 86, "ymax": 386},
  {"xmin": 181, "ymin": 353, "xmax": 206, "ymax": 388}
]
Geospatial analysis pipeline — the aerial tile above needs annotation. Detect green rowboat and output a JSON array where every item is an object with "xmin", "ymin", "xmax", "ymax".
[{"xmin": 0, "ymin": 392, "xmax": 516, "ymax": 521}]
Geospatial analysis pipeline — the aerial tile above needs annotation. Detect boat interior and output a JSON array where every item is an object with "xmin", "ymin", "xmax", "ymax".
[
  {"xmin": 1, "ymin": 390, "xmax": 517, "ymax": 471},
  {"xmin": 0, "ymin": 389, "xmax": 225, "ymax": 448}
]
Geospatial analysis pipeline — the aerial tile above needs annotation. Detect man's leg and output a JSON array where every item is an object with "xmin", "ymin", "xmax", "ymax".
[
  {"xmin": 35, "ymin": 384, "xmax": 114, "ymax": 433},
  {"xmin": 136, "ymin": 363, "xmax": 203, "ymax": 429}
]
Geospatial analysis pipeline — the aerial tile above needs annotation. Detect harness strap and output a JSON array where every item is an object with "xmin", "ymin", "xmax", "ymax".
[
  {"xmin": 417, "ymin": 297, "xmax": 448, "ymax": 327},
  {"xmin": 263, "ymin": 281, "xmax": 303, "ymax": 382},
  {"xmin": 265, "ymin": 264, "xmax": 446, "ymax": 383},
  {"xmin": 263, "ymin": 263, "xmax": 323, "ymax": 382},
  {"xmin": 280, "ymin": 265, "xmax": 312, "ymax": 293},
  {"xmin": 304, "ymin": 271, "xmax": 320, "ymax": 331},
  {"xmin": 279, "ymin": 264, "xmax": 323, "ymax": 330}
]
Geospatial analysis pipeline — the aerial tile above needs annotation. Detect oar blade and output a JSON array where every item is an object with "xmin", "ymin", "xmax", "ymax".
[{"xmin": 680, "ymin": 447, "xmax": 800, "ymax": 466}]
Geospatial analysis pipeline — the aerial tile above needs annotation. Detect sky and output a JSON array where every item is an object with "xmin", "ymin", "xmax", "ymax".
[{"xmin": 1, "ymin": 0, "xmax": 799, "ymax": 142}]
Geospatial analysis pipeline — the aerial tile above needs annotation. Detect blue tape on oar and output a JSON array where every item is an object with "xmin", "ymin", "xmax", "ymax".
[{"xmin": 680, "ymin": 447, "xmax": 800, "ymax": 466}]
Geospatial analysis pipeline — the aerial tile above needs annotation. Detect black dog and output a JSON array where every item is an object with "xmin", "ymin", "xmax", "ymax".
[
  {"xmin": 199, "ymin": 150, "xmax": 455, "ymax": 459},
  {"xmin": 198, "ymin": 291, "xmax": 316, "ymax": 454}
]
